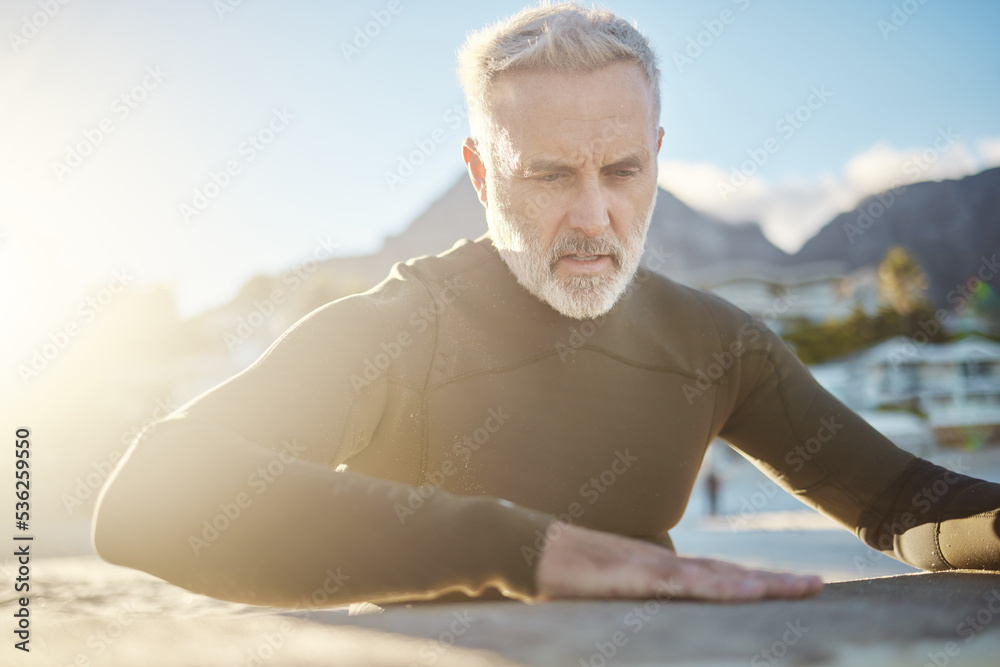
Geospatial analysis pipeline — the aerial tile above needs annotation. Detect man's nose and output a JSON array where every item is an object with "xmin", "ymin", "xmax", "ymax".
[{"xmin": 566, "ymin": 179, "xmax": 611, "ymax": 237}]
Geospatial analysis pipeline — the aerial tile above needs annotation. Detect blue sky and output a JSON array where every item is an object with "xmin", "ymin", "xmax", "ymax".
[{"xmin": 1, "ymin": 0, "xmax": 998, "ymax": 370}]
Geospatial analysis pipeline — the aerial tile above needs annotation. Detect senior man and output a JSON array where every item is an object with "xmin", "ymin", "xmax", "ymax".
[{"xmin": 94, "ymin": 3, "xmax": 1000, "ymax": 608}]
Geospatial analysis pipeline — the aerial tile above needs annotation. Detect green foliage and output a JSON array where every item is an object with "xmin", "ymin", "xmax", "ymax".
[
  {"xmin": 877, "ymin": 246, "xmax": 929, "ymax": 315},
  {"xmin": 783, "ymin": 247, "xmax": 944, "ymax": 364},
  {"xmin": 782, "ymin": 304, "xmax": 952, "ymax": 365}
]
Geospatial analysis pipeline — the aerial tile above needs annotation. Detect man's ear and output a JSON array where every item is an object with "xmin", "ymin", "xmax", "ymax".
[
  {"xmin": 656, "ymin": 126, "xmax": 664, "ymax": 154},
  {"xmin": 462, "ymin": 137, "xmax": 488, "ymax": 208}
]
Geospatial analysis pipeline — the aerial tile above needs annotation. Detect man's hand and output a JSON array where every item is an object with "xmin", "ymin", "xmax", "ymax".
[{"xmin": 536, "ymin": 522, "xmax": 823, "ymax": 601}]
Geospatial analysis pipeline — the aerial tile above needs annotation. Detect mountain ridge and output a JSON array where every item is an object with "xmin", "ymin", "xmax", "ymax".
[
  {"xmin": 323, "ymin": 166, "xmax": 1000, "ymax": 310},
  {"xmin": 204, "ymin": 166, "xmax": 1000, "ymax": 333}
]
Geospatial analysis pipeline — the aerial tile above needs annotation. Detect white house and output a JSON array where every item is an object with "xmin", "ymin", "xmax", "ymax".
[
  {"xmin": 691, "ymin": 261, "xmax": 879, "ymax": 335},
  {"xmin": 810, "ymin": 335, "xmax": 1000, "ymax": 450}
]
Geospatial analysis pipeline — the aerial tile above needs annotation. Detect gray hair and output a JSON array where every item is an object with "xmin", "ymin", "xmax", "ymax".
[{"xmin": 457, "ymin": 2, "xmax": 661, "ymax": 163}]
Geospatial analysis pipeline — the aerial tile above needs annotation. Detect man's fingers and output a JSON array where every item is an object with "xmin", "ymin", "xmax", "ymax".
[
  {"xmin": 768, "ymin": 571, "xmax": 824, "ymax": 598},
  {"xmin": 536, "ymin": 523, "xmax": 825, "ymax": 601},
  {"xmin": 671, "ymin": 560, "xmax": 823, "ymax": 601},
  {"xmin": 672, "ymin": 561, "xmax": 763, "ymax": 600}
]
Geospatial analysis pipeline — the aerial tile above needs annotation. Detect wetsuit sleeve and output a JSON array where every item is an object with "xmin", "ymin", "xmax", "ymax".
[
  {"xmin": 93, "ymin": 289, "xmax": 553, "ymax": 607},
  {"xmin": 716, "ymin": 313, "xmax": 1000, "ymax": 572}
]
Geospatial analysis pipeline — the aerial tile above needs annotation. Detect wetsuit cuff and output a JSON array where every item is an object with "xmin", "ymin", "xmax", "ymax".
[{"xmin": 452, "ymin": 497, "xmax": 554, "ymax": 600}]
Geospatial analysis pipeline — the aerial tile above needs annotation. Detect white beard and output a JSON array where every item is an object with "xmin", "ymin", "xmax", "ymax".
[{"xmin": 488, "ymin": 191, "xmax": 655, "ymax": 320}]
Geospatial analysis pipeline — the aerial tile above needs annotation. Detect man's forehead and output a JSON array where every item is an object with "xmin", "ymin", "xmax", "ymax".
[
  {"xmin": 519, "ymin": 144, "xmax": 651, "ymax": 173},
  {"xmin": 490, "ymin": 61, "xmax": 653, "ymax": 112},
  {"xmin": 487, "ymin": 62, "xmax": 656, "ymax": 169}
]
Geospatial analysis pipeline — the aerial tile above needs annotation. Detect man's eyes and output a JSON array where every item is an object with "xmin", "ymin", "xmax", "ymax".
[{"xmin": 534, "ymin": 169, "xmax": 637, "ymax": 182}]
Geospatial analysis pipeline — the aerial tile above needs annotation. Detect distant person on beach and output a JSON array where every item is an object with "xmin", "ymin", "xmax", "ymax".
[
  {"xmin": 94, "ymin": 3, "xmax": 1000, "ymax": 609},
  {"xmin": 706, "ymin": 470, "xmax": 721, "ymax": 518}
]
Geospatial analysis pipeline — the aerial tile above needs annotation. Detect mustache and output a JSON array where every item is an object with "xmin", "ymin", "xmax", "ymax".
[{"xmin": 548, "ymin": 234, "xmax": 623, "ymax": 269}]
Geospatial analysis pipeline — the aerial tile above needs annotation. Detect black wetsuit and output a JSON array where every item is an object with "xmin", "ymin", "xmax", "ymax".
[{"xmin": 94, "ymin": 234, "xmax": 1000, "ymax": 606}]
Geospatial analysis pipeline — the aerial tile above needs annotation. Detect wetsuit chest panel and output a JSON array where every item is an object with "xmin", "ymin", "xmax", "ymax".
[{"xmin": 425, "ymin": 350, "xmax": 716, "ymax": 536}]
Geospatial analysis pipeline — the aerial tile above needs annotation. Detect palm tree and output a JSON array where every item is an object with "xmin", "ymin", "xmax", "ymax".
[{"xmin": 877, "ymin": 246, "xmax": 929, "ymax": 316}]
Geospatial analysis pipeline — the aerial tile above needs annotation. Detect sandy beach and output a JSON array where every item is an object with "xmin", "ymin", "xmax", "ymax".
[
  {"xmin": 5, "ymin": 445, "xmax": 1000, "ymax": 665},
  {"xmin": 5, "ymin": 557, "xmax": 1000, "ymax": 666}
]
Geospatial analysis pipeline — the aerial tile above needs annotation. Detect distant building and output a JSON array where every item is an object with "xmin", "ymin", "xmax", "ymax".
[
  {"xmin": 690, "ymin": 261, "xmax": 879, "ymax": 335},
  {"xmin": 811, "ymin": 335, "xmax": 1000, "ymax": 450}
]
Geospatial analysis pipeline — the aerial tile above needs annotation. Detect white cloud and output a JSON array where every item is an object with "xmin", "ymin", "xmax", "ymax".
[
  {"xmin": 659, "ymin": 133, "xmax": 1000, "ymax": 253},
  {"xmin": 977, "ymin": 136, "xmax": 1000, "ymax": 166}
]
